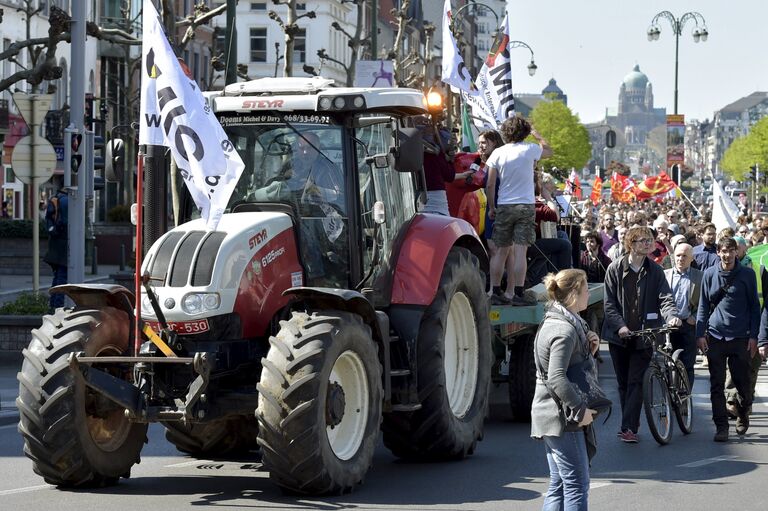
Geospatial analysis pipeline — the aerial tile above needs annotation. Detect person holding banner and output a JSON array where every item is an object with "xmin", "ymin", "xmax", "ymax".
[{"xmin": 486, "ymin": 117, "xmax": 552, "ymax": 306}]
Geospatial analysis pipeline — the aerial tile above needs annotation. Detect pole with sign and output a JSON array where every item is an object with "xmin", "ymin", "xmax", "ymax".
[{"xmin": 10, "ymin": 93, "xmax": 55, "ymax": 292}]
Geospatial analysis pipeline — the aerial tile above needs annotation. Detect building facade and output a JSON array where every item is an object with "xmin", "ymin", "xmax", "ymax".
[{"xmin": 708, "ymin": 91, "xmax": 768, "ymax": 175}]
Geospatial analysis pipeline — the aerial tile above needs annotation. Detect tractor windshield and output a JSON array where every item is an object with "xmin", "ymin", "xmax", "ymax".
[{"xmin": 218, "ymin": 115, "xmax": 345, "ymax": 215}]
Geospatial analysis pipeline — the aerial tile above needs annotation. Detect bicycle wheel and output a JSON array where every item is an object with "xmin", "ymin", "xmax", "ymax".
[
  {"xmin": 643, "ymin": 366, "xmax": 673, "ymax": 445},
  {"xmin": 671, "ymin": 360, "xmax": 693, "ymax": 434}
]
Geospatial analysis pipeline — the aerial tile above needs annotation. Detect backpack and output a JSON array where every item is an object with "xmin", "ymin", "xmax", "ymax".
[{"xmin": 46, "ymin": 192, "xmax": 67, "ymax": 236}]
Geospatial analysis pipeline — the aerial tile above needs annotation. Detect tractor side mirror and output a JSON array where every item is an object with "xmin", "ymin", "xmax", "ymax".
[{"xmin": 392, "ymin": 127, "xmax": 423, "ymax": 173}]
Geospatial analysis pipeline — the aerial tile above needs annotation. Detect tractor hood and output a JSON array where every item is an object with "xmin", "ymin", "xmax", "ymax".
[{"xmin": 140, "ymin": 211, "xmax": 303, "ymax": 338}]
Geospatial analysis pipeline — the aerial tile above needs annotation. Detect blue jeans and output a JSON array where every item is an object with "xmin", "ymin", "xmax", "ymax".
[
  {"xmin": 542, "ymin": 431, "xmax": 590, "ymax": 511},
  {"xmin": 49, "ymin": 263, "xmax": 68, "ymax": 309}
]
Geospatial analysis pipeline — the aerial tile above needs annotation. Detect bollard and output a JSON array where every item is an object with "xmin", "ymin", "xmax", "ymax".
[
  {"xmin": 120, "ymin": 244, "xmax": 126, "ymax": 271},
  {"xmin": 91, "ymin": 245, "xmax": 98, "ymax": 275}
]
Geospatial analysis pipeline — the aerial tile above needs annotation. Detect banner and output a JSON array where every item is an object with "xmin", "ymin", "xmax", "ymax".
[
  {"xmin": 465, "ymin": 12, "xmax": 514, "ymax": 128},
  {"xmin": 711, "ymin": 179, "xmax": 740, "ymax": 232},
  {"xmin": 590, "ymin": 177, "xmax": 603, "ymax": 205},
  {"xmin": 441, "ymin": 0, "xmax": 476, "ymax": 94},
  {"xmin": 634, "ymin": 171, "xmax": 677, "ymax": 200},
  {"xmin": 666, "ymin": 114, "xmax": 685, "ymax": 173},
  {"xmin": 354, "ymin": 60, "xmax": 394, "ymax": 87},
  {"xmin": 139, "ymin": 0, "xmax": 245, "ymax": 231}
]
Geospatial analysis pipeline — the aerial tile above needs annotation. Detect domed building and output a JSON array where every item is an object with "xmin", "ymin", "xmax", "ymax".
[{"xmin": 606, "ymin": 64, "xmax": 667, "ymax": 146}]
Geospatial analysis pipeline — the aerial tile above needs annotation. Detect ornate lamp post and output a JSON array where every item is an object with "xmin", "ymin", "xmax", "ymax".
[{"xmin": 647, "ymin": 11, "xmax": 709, "ymax": 115}]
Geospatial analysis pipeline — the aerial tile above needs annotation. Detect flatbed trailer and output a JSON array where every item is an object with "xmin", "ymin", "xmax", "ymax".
[{"xmin": 488, "ymin": 283, "xmax": 604, "ymax": 421}]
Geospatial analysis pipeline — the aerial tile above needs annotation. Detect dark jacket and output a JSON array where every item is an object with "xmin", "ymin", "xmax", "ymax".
[
  {"xmin": 43, "ymin": 191, "xmax": 68, "ymax": 267},
  {"xmin": 602, "ymin": 255, "xmax": 678, "ymax": 347},
  {"xmin": 695, "ymin": 263, "xmax": 760, "ymax": 339}
]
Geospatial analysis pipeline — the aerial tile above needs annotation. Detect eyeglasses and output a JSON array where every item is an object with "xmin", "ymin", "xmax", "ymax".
[{"xmin": 633, "ymin": 238, "xmax": 653, "ymax": 244}]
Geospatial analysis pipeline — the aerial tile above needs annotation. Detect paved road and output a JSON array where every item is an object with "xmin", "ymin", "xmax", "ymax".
[{"xmin": 0, "ymin": 355, "xmax": 766, "ymax": 511}]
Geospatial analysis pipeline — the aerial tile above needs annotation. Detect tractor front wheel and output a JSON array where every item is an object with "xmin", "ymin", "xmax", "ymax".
[
  {"xmin": 17, "ymin": 307, "xmax": 147, "ymax": 487},
  {"xmin": 256, "ymin": 311, "xmax": 382, "ymax": 494}
]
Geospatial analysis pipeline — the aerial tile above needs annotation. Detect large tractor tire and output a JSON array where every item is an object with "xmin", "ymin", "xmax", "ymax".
[
  {"xmin": 256, "ymin": 310, "xmax": 383, "ymax": 495},
  {"xmin": 383, "ymin": 247, "xmax": 491, "ymax": 460},
  {"xmin": 17, "ymin": 307, "xmax": 147, "ymax": 487},
  {"xmin": 507, "ymin": 334, "xmax": 536, "ymax": 422},
  {"xmin": 164, "ymin": 416, "xmax": 259, "ymax": 458}
]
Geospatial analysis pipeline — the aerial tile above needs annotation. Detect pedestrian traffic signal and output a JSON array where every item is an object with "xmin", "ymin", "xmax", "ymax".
[
  {"xmin": 85, "ymin": 93, "xmax": 94, "ymax": 130},
  {"xmin": 605, "ymin": 129, "xmax": 616, "ymax": 148},
  {"xmin": 71, "ymin": 133, "xmax": 83, "ymax": 175},
  {"xmin": 749, "ymin": 165, "xmax": 757, "ymax": 181}
]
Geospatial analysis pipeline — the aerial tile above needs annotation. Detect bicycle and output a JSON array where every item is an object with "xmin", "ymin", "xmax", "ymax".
[{"xmin": 628, "ymin": 326, "xmax": 694, "ymax": 445}]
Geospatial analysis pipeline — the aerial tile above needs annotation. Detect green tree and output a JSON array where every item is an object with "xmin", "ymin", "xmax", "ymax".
[
  {"xmin": 721, "ymin": 116, "xmax": 768, "ymax": 180},
  {"xmin": 528, "ymin": 99, "xmax": 592, "ymax": 176}
]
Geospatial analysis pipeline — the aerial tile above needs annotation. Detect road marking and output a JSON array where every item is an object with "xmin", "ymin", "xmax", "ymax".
[
  {"xmin": 590, "ymin": 481, "xmax": 613, "ymax": 489},
  {"xmin": 0, "ymin": 484, "xmax": 52, "ymax": 496},
  {"xmin": 165, "ymin": 459, "xmax": 214, "ymax": 468},
  {"xmin": 0, "ymin": 423, "xmax": 18, "ymax": 430},
  {"xmin": 678, "ymin": 455, "xmax": 739, "ymax": 468}
]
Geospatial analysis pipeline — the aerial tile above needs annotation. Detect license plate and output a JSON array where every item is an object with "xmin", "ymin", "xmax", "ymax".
[{"xmin": 146, "ymin": 319, "xmax": 210, "ymax": 335}]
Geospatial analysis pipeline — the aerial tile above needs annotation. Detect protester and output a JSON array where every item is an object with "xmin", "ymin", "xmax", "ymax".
[
  {"xmin": 664, "ymin": 243, "xmax": 702, "ymax": 388},
  {"xmin": 599, "ymin": 213, "xmax": 619, "ymax": 257},
  {"xmin": 602, "ymin": 226, "xmax": 681, "ymax": 443},
  {"xmin": 422, "ymin": 126, "xmax": 457, "ymax": 215},
  {"xmin": 696, "ymin": 236, "xmax": 760, "ymax": 442},
  {"xmin": 531, "ymin": 269, "xmax": 599, "ymax": 511},
  {"xmin": 580, "ymin": 231, "xmax": 610, "ymax": 283},
  {"xmin": 486, "ymin": 117, "xmax": 552, "ymax": 305},
  {"xmin": 43, "ymin": 177, "xmax": 68, "ymax": 311},
  {"xmin": 606, "ymin": 225, "xmax": 627, "ymax": 261},
  {"xmin": 693, "ymin": 223, "xmax": 720, "ymax": 270}
]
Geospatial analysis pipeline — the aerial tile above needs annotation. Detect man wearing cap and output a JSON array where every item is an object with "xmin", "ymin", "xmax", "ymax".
[{"xmin": 664, "ymin": 243, "xmax": 702, "ymax": 388}]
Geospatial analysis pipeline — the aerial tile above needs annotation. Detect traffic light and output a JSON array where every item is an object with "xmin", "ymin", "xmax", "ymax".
[
  {"xmin": 70, "ymin": 133, "xmax": 83, "ymax": 175},
  {"xmin": 605, "ymin": 129, "xmax": 616, "ymax": 148},
  {"xmin": 105, "ymin": 138, "xmax": 125, "ymax": 182},
  {"xmin": 749, "ymin": 165, "xmax": 757, "ymax": 181},
  {"xmin": 85, "ymin": 93, "xmax": 94, "ymax": 130}
]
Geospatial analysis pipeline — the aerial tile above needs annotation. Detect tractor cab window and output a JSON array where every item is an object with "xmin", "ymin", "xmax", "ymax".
[
  {"xmin": 355, "ymin": 117, "xmax": 418, "ymax": 283},
  {"xmin": 218, "ymin": 117, "xmax": 350, "ymax": 287}
]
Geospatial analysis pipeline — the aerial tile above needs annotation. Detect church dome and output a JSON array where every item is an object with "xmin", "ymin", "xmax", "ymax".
[
  {"xmin": 623, "ymin": 64, "xmax": 649, "ymax": 90},
  {"xmin": 542, "ymin": 78, "xmax": 563, "ymax": 95}
]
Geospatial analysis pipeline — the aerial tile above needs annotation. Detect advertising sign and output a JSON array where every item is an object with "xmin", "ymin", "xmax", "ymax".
[
  {"xmin": 354, "ymin": 60, "xmax": 394, "ymax": 88},
  {"xmin": 666, "ymin": 114, "xmax": 685, "ymax": 168}
]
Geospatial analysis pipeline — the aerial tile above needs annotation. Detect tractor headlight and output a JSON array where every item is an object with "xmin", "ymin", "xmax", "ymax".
[{"xmin": 181, "ymin": 293, "xmax": 220, "ymax": 314}]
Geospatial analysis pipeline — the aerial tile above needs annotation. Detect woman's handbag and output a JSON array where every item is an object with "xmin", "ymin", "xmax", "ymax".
[{"xmin": 565, "ymin": 355, "xmax": 612, "ymax": 416}]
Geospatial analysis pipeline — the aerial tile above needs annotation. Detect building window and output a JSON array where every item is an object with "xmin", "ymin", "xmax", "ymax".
[
  {"xmin": 294, "ymin": 28, "xmax": 306, "ymax": 63},
  {"xmin": 250, "ymin": 2, "xmax": 266, "ymax": 10},
  {"xmin": 297, "ymin": 3, "xmax": 306, "ymax": 10},
  {"xmin": 250, "ymin": 28, "xmax": 267, "ymax": 62}
]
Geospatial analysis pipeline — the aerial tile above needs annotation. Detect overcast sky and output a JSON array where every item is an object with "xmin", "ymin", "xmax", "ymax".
[{"xmin": 504, "ymin": 0, "xmax": 768, "ymax": 124}]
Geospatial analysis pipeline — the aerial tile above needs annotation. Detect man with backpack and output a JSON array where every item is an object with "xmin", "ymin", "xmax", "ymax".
[
  {"xmin": 696, "ymin": 236, "xmax": 760, "ymax": 442},
  {"xmin": 44, "ymin": 177, "xmax": 68, "ymax": 310}
]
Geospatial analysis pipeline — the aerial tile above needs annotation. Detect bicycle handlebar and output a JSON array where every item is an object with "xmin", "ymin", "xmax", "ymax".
[{"xmin": 626, "ymin": 326, "xmax": 678, "ymax": 338}]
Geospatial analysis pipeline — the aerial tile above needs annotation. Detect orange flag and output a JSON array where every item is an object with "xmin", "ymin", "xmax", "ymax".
[
  {"xmin": 610, "ymin": 172, "xmax": 636, "ymax": 203},
  {"xmin": 634, "ymin": 171, "xmax": 677, "ymax": 200},
  {"xmin": 590, "ymin": 177, "xmax": 603, "ymax": 205}
]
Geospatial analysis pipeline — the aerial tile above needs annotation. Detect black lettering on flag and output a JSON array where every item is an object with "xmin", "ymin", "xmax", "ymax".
[
  {"xmin": 175, "ymin": 125, "xmax": 205, "ymax": 162},
  {"xmin": 458, "ymin": 62, "xmax": 469, "ymax": 81},
  {"xmin": 144, "ymin": 113, "xmax": 161, "ymax": 128},
  {"xmin": 163, "ymin": 105, "xmax": 186, "ymax": 136},
  {"xmin": 157, "ymin": 87, "xmax": 178, "ymax": 110}
]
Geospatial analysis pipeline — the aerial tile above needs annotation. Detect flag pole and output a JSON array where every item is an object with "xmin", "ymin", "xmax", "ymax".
[
  {"xmin": 134, "ymin": 150, "xmax": 144, "ymax": 356},
  {"xmin": 675, "ymin": 184, "xmax": 701, "ymax": 216}
]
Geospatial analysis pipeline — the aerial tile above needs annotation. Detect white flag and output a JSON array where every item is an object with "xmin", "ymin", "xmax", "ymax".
[
  {"xmin": 441, "ymin": 0, "xmax": 477, "ymax": 94},
  {"xmin": 467, "ymin": 12, "xmax": 515, "ymax": 128},
  {"xmin": 711, "ymin": 179, "xmax": 740, "ymax": 232},
  {"xmin": 139, "ymin": 0, "xmax": 244, "ymax": 231}
]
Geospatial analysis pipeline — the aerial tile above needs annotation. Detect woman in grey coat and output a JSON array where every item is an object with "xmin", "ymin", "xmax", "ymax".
[{"xmin": 531, "ymin": 269, "xmax": 600, "ymax": 511}]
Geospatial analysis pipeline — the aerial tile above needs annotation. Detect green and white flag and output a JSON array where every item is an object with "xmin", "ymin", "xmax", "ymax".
[{"xmin": 461, "ymin": 103, "xmax": 476, "ymax": 152}]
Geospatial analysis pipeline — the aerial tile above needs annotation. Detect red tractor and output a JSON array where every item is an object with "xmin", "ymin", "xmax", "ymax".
[{"xmin": 17, "ymin": 77, "xmax": 491, "ymax": 494}]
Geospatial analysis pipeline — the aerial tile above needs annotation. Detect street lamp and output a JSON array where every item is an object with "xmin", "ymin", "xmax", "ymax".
[
  {"xmin": 507, "ymin": 40, "xmax": 537, "ymax": 77},
  {"xmin": 646, "ymin": 11, "xmax": 709, "ymax": 114}
]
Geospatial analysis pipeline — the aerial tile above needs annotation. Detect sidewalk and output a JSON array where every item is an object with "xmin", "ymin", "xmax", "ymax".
[
  {"xmin": 0, "ymin": 352, "xmax": 21, "ymax": 426},
  {"xmin": 0, "ymin": 264, "xmax": 127, "ymax": 307}
]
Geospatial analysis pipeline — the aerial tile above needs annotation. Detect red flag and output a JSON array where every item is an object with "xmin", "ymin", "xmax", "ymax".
[
  {"xmin": 634, "ymin": 171, "xmax": 677, "ymax": 200},
  {"xmin": 566, "ymin": 170, "xmax": 582, "ymax": 199},
  {"xmin": 590, "ymin": 177, "xmax": 603, "ymax": 205},
  {"xmin": 610, "ymin": 172, "xmax": 635, "ymax": 202}
]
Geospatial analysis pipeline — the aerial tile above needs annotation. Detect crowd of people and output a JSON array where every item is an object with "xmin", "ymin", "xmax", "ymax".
[{"xmin": 436, "ymin": 117, "xmax": 767, "ymax": 510}]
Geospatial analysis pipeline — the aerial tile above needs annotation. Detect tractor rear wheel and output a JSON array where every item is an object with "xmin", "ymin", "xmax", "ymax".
[
  {"xmin": 164, "ymin": 416, "xmax": 259, "ymax": 457},
  {"xmin": 17, "ymin": 307, "xmax": 147, "ymax": 487},
  {"xmin": 507, "ymin": 334, "xmax": 536, "ymax": 422},
  {"xmin": 383, "ymin": 247, "xmax": 491, "ymax": 460},
  {"xmin": 256, "ymin": 310, "xmax": 382, "ymax": 495}
]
